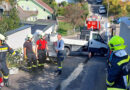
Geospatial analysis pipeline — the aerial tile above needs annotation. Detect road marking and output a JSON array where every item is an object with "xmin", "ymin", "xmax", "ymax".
[{"xmin": 60, "ymin": 63, "xmax": 84, "ymax": 90}]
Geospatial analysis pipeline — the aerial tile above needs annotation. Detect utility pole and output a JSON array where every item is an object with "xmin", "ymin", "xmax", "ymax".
[{"xmin": 107, "ymin": 0, "xmax": 109, "ymax": 42}]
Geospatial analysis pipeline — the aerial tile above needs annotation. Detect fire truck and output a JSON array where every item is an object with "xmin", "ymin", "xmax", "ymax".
[{"xmin": 86, "ymin": 16, "xmax": 101, "ymax": 30}]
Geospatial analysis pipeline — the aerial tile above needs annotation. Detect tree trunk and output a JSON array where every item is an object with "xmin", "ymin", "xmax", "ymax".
[{"xmin": 73, "ymin": 25, "xmax": 76, "ymax": 33}]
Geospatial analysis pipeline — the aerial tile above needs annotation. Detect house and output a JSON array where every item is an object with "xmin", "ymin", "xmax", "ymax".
[
  {"xmin": 55, "ymin": 0, "xmax": 75, "ymax": 3},
  {"xmin": 17, "ymin": 0, "xmax": 54, "ymax": 21},
  {"xmin": 0, "ymin": 0, "xmax": 12, "ymax": 19}
]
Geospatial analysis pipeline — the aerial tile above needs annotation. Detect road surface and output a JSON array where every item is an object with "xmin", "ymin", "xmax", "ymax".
[{"xmin": 2, "ymin": 53, "xmax": 87, "ymax": 90}]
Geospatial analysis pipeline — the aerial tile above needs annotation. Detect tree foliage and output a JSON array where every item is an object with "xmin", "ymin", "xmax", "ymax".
[
  {"xmin": 103, "ymin": 0, "xmax": 130, "ymax": 17},
  {"xmin": 61, "ymin": 1, "xmax": 68, "ymax": 7},
  {"xmin": 126, "ymin": 4, "xmax": 130, "ymax": 16},
  {"xmin": 74, "ymin": 0, "xmax": 84, "ymax": 3},
  {"xmin": 42, "ymin": 0, "xmax": 57, "ymax": 8},
  {"xmin": 57, "ymin": 7, "xmax": 65, "ymax": 16},
  {"xmin": 0, "ymin": 0, "xmax": 20, "ymax": 34},
  {"xmin": 64, "ymin": 3, "xmax": 87, "ymax": 31}
]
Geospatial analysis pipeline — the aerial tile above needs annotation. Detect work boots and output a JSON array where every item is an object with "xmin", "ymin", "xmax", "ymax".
[
  {"xmin": 3, "ymin": 79, "xmax": 9, "ymax": 87},
  {"xmin": 32, "ymin": 67, "xmax": 38, "ymax": 72},
  {"xmin": 38, "ymin": 66, "xmax": 44, "ymax": 71},
  {"xmin": 55, "ymin": 70, "xmax": 62, "ymax": 76}
]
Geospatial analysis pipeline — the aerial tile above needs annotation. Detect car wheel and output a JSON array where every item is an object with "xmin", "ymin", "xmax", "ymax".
[
  {"xmin": 65, "ymin": 47, "xmax": 70, "ymax": 56},
  {"xmin": 100, "ymin": 48, "xmax": 107, "ymax": 56}
]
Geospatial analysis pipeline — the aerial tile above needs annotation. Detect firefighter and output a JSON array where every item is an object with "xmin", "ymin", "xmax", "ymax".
[
  {"xmin": 23, "ymin": 34, "xmax": 37, "ymax": 72},
  {"xmin": 106, "ymin": 36, "xmax": 130, "ymax": 90},
  {"xmin": 55, "ymin": 34, "xmax": 65, "ymax": 75},
  {"xmin": 0, "ymin": 34, "xmax": 18, "ymax": 87},
  {"xmin": 35, "ymin": 33, "xmax": 48, "ymax": 71}
]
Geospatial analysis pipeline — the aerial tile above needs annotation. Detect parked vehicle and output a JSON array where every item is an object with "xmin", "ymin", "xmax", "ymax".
[
  {"xmin": 113, "ymin": 18, "xmax": 121, "ymax": 24},
  {"xmin": 50, "ymin": 30, "xmax": 108, "ymax": 56},
  {"xmin": 98, "ymin": 6, "xmax": 106, "ymax": 14},
  {"xmin": 96, "ymin": 0, "xmax": 102, "ymax": 3}
]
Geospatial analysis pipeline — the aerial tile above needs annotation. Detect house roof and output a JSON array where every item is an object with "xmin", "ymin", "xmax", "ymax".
[
  {"xmin": 6, "ymin": 25, "xmax": 31, "ymax": 36},
  {"xmin": 35, "ymin": 0, "xmax": 54, "ymax": 14}
]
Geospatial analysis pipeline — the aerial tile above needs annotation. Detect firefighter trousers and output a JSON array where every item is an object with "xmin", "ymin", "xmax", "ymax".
[
  {"xmin": 27, "ymin": 53, "xmax": 37, "ymax": 70},
  {"xmin": 0, "ymin": 61, "xmax": 9, "ymax": 82},
  {"xmin": 57, "ymin": 50, "xmax": 65, "ymax": 70},
  {"xmin": 38, "ymin": 50, "xmax": 46, "ymax": 68}
]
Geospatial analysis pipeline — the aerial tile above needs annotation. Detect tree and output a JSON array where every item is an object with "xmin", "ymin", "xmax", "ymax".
[
  {"xmin": 74, "ymin": 0, "xmax": 84, "ymax": 3},
  {"xmin": 0, "ymin": 0, "xmax": 20, "ymax": 34},
  {"xmin": 57, "ymin": 7, "xmax": 65, "ymax": 16},
  {"xmin": 81, "ymin": 2, "xmax": 89, "ymax": 19},
  {"xmin": 64, "ymin": 3, "xmax": 85, "ymax": 32},
  {"xmin": 126, "ymin": 4, "xmax": 130, "ymax": 16},
  {"xmin": 103, "ymin": 0, "xmax": 121, "ymax": 16},
  {"xmin": 103, "ymin": 0, "xmax": 130, "ymax": 17},
  {"xmin": 61, "ymin": 1, "xmax": 68, "ymax": 7}
]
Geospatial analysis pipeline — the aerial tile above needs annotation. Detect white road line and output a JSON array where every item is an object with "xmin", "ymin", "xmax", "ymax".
[{"xmin": 61, "ymin": 63, "xmax": 84, "ymax": 90}]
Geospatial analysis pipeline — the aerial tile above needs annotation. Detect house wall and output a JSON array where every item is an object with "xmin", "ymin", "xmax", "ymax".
[
  {"xmin": 6, "ymin": 27, "xmax": 31, "ymax": 50},
  {"xmin": 17, "ymin": 0, "xmax": 52, "ymax": 21}
]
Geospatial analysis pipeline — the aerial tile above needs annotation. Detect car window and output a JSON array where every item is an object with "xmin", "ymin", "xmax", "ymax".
[{"xmin": 92, "ymin": 33, "xmax": 104, "ymax": 42}]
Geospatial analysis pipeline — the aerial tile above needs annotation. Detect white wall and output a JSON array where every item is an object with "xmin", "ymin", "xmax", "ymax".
[{"xmin": 6, "ymin": 27, "xmax": 31, "ymax": 50}]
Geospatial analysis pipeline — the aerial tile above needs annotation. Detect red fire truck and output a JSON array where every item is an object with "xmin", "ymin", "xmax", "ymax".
[{"xmin": 86, "ymin": 17, "xmax": 101, "ymax": 30}]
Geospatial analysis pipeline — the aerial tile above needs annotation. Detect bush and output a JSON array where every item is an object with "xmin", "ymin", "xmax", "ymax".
[
  {"xmin": 61, "ymin": 1, "xmax": 68, "ymax": 7},
  {"xmin": 57, "ymin": 22, "xmax": 73, "ymax": 36},
  {"xmin": 57, "ymin": 7, "xmax": 65, "ymax": 16},
  {"xmin": 7, "ymin": 48, "xmax": 23, "ymax": 68}
]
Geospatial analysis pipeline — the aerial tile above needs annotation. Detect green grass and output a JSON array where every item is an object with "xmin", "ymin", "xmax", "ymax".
[{"xmin": 57, "ymin": 22, "xmax": 73, "ymax": 36}]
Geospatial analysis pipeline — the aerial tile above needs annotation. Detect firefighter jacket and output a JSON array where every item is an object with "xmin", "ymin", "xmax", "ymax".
[{"xmin": 106, "ymin": 49, "xmax": 130, "ymax": 89}]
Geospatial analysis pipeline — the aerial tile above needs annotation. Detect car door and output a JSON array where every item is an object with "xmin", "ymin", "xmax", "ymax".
[{"xmin": 89, "ymin": 33, "xmax": 107, "ymax": 50}]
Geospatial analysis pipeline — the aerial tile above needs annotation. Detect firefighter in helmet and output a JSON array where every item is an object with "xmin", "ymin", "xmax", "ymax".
[
  {"xmin": 23, "ymin": 34, "xmax": 37, "ymax": 72},
  {"xmin": 106, "ymin": 36, "xmax": 130, "ymax": 90},
  {"xmin": 35, "ymin": 32, "xmax": 48, "ymax": 71},
  {"xmin": 0, "ymin": 34, "xmax": 18, "ymax": 87}
]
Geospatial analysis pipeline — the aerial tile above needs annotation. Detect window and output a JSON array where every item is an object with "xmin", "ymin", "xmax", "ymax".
[
  {"xmin": 43, "ymin": 8, "xmax": 46, "ymax": 11},
  {"xmin": 33, "ymin": 16, "xmax": 37, "ymax": 21},
  {"xmin": 22, "ymin": 6, "xmax": 24, "ymax": 9},
  {"xmin": 27, "ymin": 7, "xmax": 29, "ymax": 10},
  {"xmin": 47, "ymin": 16, "xmax": 51, "ymax": 20},
  {"xmin": 33, "ymin": 8, "xmax": 37, "ymax": 11},
  {"xmin": 92, "ymin": 33, "xmax": 103, "ymax": 42}
]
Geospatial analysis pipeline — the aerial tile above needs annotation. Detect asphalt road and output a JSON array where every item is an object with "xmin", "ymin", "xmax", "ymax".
[
  {"xmin": 59, "ymin": 1, "xmax": 109, "ymax": 90},
  {"xmin": 2, "ymin": 53, "xmax": 87, "ymax": 90},
  {"xmin": 65, "ymin": 56, "xmax": 107, "ymax": 90}
]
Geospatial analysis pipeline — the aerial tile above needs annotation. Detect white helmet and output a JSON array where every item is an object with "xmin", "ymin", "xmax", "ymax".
[
  {"xmin": 27, "ymin": 34, "xmax": 33, "ymax": 40},
  {"xmin": 41, "ymin": 32, "xmax": 45, "ymax": 37},
  {"xmin": 39, "ymin": 32, "xmax": 45, "ymax": 38},
  {"xmin": 0, "ymin": 34, "xmax": 5, "ymax": 41}
]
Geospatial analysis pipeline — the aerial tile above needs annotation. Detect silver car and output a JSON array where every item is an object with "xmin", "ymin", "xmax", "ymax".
[
  {"xmin": 96, "ymin": 0, "xmax": 102, "ymax": 3},
  {"xmin": 98, "ymin": 6, "xmax": 106, "ymax": 14}
]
